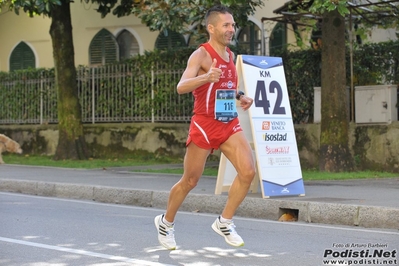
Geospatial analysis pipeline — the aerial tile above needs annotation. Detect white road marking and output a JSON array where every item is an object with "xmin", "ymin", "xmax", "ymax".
[{"xmin": 0, "ymin": 237, "xmax": 176, "ymax": 266}]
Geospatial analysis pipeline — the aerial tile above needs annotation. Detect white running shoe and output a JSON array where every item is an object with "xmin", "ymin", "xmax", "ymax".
[
  {"xmin": 154, "ymin": 214, "xmax": 176, "ymax": 250},
  {"xmin": 211, "ymin": 217, "xmax": 244, "ymax": 247}
]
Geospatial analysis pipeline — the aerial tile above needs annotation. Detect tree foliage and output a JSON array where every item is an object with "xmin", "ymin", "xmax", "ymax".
[
  {"xmin": 96, "ymin": 0, "xmax": 264, "ymax": 36},
  {"xmin": 308, "ymin": 0, "xmax": 349, "ymax": 16},
  {"xmin": 3, "ymin": 0, "xmax": 264, "ymax": 26},
  {"xmin": 3, "ymin": 0, "xmax": 63, "ymax": 16}
]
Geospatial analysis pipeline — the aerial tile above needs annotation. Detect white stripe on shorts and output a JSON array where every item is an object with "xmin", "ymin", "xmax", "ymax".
[{"xmin": 193, "ymin": 121, "xmax": 210, "ymax": 144}]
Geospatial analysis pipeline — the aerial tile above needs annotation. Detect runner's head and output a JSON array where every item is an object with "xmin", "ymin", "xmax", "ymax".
[
  {"xmin": 205, "ymin": 5, "xmax": 233, "ymax": 28},
  {"xmin": 205, "ymin": 5, "xmax": 235, "ymax": 45}
]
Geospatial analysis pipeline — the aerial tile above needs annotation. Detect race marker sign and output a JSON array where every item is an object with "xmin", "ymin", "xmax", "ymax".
[
  {"xmin": 216, "ymin": 55, "xmax": 305, "ymax": 198},
  {"xmin": 240, "ymin": 55, "xmax": 305, "ymax": 197}
]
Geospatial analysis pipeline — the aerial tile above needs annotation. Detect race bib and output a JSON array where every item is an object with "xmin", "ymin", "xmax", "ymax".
[{"xmin": 214, "ymin": 89, "xmax": 238, "ymax": 122}]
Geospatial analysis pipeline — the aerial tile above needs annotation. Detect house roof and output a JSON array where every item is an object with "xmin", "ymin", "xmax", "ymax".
[{"xmin": 264, "ymin": 0, "xmax": 399, "ymax": 25}]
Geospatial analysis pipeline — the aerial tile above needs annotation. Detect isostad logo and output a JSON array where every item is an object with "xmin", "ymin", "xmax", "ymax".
[{"xmin": 263, "ymin": 133, "xmax": 287, "ymax": 141}]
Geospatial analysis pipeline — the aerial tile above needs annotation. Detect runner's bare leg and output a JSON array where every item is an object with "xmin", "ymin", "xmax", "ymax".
[
  {"xmin": 164, "ymin": 142, "xmax": 211, "ymax": 223},
  {"xmin": 219, "ymin": 131, "xmax": 255, "ymax": 219}
]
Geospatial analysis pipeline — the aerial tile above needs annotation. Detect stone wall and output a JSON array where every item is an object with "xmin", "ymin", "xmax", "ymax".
[
  {"xmin": 1, "ymin": 121, "xmax": 399, "ymax": 172},
  {"xmin": 294, "ymin": 122, "xmax": 399, "ymax": 172},
  {"xmin": 0, "ymin": 123, "xmax": 190, "ymax": 159}
]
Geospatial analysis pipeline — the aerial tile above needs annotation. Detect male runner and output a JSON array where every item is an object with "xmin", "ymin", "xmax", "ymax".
[{"xmin": 155, "ymin": 5, "xmax": 255, "ymax": 250}]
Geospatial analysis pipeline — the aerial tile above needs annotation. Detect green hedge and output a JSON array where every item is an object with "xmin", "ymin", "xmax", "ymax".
[
  {"xmin": 276, "ymin": 40, "xmax": 399, "ymax": 123},
  {"xmin": 1, "ymin": 41, "xmax": 398, "ymax": 124}
]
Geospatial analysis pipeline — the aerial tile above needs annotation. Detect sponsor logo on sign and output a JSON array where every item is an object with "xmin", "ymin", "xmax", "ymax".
[
  {"xmin": 268, "ymin": 157, "xmax": 274, "ymax": 165},
  {"xmin": 276, "ymin": 157, "xmax": 292, "ymax": 165},
  {"xmin": 262, "ymin": 121, "xmax": 271, "ymax": 130},
  {"xmin": 263, "ymin": 133, "xmax": 287, "ymax": 141},
  {"xmin": 267, "ymin": 157, "xmax": 293, "ymax": 166},
  {"xmin": 261, "ymin": 121, "xmax": 286, "ymax": 130},
  {"xmin": 270, "ymin": 121, "xmax": 286, "ymax": 130},
  {"xmin": 266, "ymin": 146, "xmax": 290, "ymax": 154}
]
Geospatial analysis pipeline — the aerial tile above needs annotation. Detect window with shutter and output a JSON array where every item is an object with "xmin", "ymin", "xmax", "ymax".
[
  {"xmin": 117, "ymin": 30, "xmax": 140, "ymax": 61},
  {"xmin": 155, "ymin": 29, "xmax": 186, "ymax": 50},
  {"xmin": 9, "ymin": 42, "xmax": 36, "ymax": 71},
  {"xmin": 270, "ymin": 22, "xmax": 287, "ymax": 55},
  {"xmin": 237, "ymin": 22, "xmax": 262, "ymax": 55},
  {"xmin": 89, "ymin": 29, "xmax": 118, "ymax": 65}
]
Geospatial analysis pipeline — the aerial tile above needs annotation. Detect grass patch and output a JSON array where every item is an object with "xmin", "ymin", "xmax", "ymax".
[
  {"xmin": 133, "ymin": 167, "xmax": 219, "ymax": 177},
  {"xmin": 132, "ymin": 167, "xmax": 397, "ymax": 181},
  {"xmin": 300, "ymin": 169, "xmax": 397, "ymax": 181},
  {"xmin": 2, "ymin": 153, "xmax": 183, "ymax": 169},
  {"xmin": 2, "ymin": 154, "xmax": 397, "ymax": 181}
]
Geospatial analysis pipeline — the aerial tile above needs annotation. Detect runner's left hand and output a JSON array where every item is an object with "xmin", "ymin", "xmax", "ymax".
[{"xmin": 239, "ymin": 96, "xmax": 253, "ymax": 111}]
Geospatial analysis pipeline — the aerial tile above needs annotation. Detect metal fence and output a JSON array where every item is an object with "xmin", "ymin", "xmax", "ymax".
[{"xmin": 0, "ymin": 64, "xmax": 192, "ymax": 124}]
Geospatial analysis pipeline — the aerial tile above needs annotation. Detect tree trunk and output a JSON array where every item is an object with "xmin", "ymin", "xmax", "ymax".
[
  {"xmin": 50, "ymin": 1, "xmax": 89, "ymax": 160},
  {"xmin": 319, "ymin": 9, "xmax": 354, "ymax": 172}
]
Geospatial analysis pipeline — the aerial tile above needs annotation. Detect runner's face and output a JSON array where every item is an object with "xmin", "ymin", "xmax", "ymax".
[{"xmin": 213, "ymin": 13, "xmax": 235, "ymax": 45}]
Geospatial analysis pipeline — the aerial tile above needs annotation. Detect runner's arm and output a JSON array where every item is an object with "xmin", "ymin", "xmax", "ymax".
[{"xmin": 177, "ymin": 48, "xmax": 221, "ymax": 94}]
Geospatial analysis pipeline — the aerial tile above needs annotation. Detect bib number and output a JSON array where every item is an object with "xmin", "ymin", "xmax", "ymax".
[{"xmin": 215, "ymin": 89, "xmax": 238, "ymax": 122}]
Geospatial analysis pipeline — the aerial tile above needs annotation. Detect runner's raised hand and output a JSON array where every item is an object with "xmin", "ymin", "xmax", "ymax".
[{"xmin": 207, "ymin": 58, "xmax": 222, "ymax": 83}]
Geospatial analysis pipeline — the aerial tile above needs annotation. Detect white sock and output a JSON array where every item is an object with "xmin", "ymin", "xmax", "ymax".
[
  {"xmin": 162, "ymin": 215, "xmax": 174, "ymax": 227},
  {"xmin": 219, "ymin": 215, "xmax": 232, "ymax": 223}
]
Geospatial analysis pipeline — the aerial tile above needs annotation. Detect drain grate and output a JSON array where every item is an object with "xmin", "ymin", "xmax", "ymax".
[{"xmin": 278, "ymin": 208, "xmax": 299, "ymax": 222}]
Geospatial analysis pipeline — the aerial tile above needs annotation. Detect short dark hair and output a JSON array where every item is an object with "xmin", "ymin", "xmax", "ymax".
[{"xmin": 205, "ymin": 5, "xmax": 233, "ymax": 26}]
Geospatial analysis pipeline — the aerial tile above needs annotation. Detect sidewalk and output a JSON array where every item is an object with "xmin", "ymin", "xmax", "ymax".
[{"xmin": 0, "ymin": 164, "xmax": 398, "ymax": 230}]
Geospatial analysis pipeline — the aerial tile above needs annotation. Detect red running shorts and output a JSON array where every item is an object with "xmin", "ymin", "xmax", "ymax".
[{"xmin": 186, "ymin": 114, "xmax": 243, "ymax": 151}]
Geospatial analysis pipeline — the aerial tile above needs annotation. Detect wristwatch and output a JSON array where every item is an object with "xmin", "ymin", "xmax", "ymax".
[{"xmin": 236, "ymin": 90, "xmax": 245, "ymax": 100}]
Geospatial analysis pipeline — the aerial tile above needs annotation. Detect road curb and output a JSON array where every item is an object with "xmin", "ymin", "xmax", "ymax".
[{"xmin": 1, "ymin": 179, "xmax": 398, "ymax": 230}]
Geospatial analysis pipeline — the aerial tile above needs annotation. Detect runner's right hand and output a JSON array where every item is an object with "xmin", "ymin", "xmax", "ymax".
[{"xmin": 207, "ymin": 59, "xmax": 222, "ymax": 83}]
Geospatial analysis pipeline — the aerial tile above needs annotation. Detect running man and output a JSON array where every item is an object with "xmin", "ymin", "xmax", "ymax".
[{"xmin": 155, "ymin": 5, "xmax": 255, "ymax": 250}]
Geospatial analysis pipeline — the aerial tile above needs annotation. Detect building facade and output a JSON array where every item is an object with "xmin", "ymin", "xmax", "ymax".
[{"xmin": 0, "ymin": 0, "xmax": 397, "ymax": 72}]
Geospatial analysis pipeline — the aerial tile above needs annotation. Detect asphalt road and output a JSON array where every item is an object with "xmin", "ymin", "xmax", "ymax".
[{"xmin": 1, "ymin": 192, "xmax": 398, "ymax": 266}]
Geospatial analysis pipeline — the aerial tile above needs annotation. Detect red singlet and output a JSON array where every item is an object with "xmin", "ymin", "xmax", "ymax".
[{"xmin": 186, "ymin": 43, "xmax": 242, "ymax": 151}]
